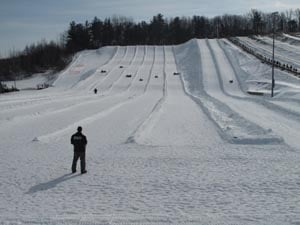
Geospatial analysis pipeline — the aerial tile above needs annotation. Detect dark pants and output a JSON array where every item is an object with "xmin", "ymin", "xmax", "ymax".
[{"xmin": 72, "ymin": 151, "xmax": 86, "ymax": 172}]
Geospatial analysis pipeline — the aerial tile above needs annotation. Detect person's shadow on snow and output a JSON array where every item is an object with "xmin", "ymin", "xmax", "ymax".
[{"xmin": 26, "ymin": 173, "xmax": 81, "ymax": 194}]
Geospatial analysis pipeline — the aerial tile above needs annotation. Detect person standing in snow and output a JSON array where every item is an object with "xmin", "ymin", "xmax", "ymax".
[
  {"xmin": 71, "ymin": 126, "xmax": 87, "ymax": 174},
  {"xmin": 94, "ymin": 88, "xmax": 97, "ymax": 94}
]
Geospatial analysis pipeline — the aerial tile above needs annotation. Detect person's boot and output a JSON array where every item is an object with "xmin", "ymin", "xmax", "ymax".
[{"xmin": 81, "ymin": 170, "xmax": 87, "ymax": 174}]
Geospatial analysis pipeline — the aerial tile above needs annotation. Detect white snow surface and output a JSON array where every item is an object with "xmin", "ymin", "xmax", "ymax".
[
  {"xmin": 283, "ymin": 33, "xmax": 300, "ymax": 41},
  {"xmin": 0, "ymin": 39, "xmax": 300, "ymax": 225},
  {"xmin": 2, "ymin": 71, "xmax": 57, "ymax": 90}
]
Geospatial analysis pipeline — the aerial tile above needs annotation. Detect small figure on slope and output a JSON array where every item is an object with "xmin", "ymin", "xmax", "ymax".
[{"xmin": 94, "ymin": 88, "xmax": 98, "ymax": 94}]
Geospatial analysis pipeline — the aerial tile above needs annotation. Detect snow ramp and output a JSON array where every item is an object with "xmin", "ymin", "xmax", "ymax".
[
  {"xmin": 174, "ymin": 39, "xmax": 283, "ymax": 145},
  {"xmin": 53, "ymin": 46, "xmax": 117, "ymax": 90}
]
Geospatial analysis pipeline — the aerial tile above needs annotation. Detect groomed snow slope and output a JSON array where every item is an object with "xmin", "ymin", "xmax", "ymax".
[
  {"xmin": 0, "ymin": 39, "xmax": 300, "ymax": 225},
  {"xmin": 236, "ymin": 36, "xmax": 300, "ymax": 71}
]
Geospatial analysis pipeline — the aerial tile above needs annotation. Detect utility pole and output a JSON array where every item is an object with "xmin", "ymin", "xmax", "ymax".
[
  {"xmin": 216, "ymin": 18, "xmax": 220, "ymax": 39},
  {"xmin": 271, "ymin": 12, "xmax": 278, "ymax": 97}
]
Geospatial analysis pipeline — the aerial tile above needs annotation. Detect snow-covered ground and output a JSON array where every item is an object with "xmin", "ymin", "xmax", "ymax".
[
  {"xmin": 0, "ymin": 38, "xmax": 300, "ymax": 225},
  {"xmin": 236, "ymin": 35, "xmax": 300, "ymax": 71},
  {"xmin": 283, "ymin": 33, "xmax": 300, "ymax": 42},
  {"xmin": 2, "ymin": 71, "xmax": 57, "ymax": 91}
]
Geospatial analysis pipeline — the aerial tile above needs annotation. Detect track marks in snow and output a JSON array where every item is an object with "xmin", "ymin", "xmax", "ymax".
[
  {"xmin": 1, "ymin": 41, "xmax": 300, "ymax": 225},
  {"xmin": 175, "ymin": 39, "xmax": 283, "ymax": 145},
  {"xmin": 126, "ymin": 46, "xmax": 159, "ymax": 96},
  {"xmin": 54, "ymin": 47, "xmax": 117, "ymax": 90},
  {"xmin": 36, "ymin": 47, "xmax": 157, "ymax": 144},
  {"xmin": 127, "ymin": 46, "xmax": 154, "ymax": 95},
  {"xmin": 262, "ymin": 36, "xmax": 300, "ymax": 56},
  {"xmin": 126, "ymin": 46, "xmax": 166, "ymax": 144},
  {"xmin": 87, "ymin": 46, "xmax": 128, "ymax": 92},
  {"xmin": 198, "ymin": 39, "xmax": 300, "ymax": 148},
  {"xmin": 37, "ymin": 98, "xmax": 134, "ymax": 143},
  {"xmin": 220, "ymin": 39, "xmax": 300, "ymax": 119},
  {"xmin": 12, "ymin": 45, "xmax": 154, "ymax": 132},
  {"xmin": 238, "ymin": 37, "xmax": 300, "ymax": 68},
  {"xmin": 0, "ymin": 47, "xmax": 119, "ymax": 112},
  {"xmin": 208, "ymin": 39, "xmax": 246, "ymax": 97},
  {"xmin": 70, "ymin": 46, "xmax": 120, "ymax": 91},
  {"xmin": 0, "ymin": 91, "xmax": 83, "ymax": 111},
  {"xmin": 128, "ymin": 46, "xmax": 220, "ymax": 147},
  {"xmin": 0, "ymin": 94, "xmax": 117, "ymax": 127},
  {"xmin": 3, "ymin": 42, "xmax": 298, "ymax": 149},
  {"xmin": 94, "ymin": 46, "xmax": 136, "ymax": 94},
  {"xmin": 109, "ymin": 46, "xmax": 145, "ymax": 94}
]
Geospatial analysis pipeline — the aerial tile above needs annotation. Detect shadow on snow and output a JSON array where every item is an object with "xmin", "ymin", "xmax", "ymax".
[{"xmin": 26, "ymin": 173, "xmax": 81, "ymax": 194}]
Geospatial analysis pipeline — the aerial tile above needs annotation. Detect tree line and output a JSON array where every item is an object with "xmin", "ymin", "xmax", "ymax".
[
  {"xmin": 0, "ymin": 40, "xmax": 68, "ymax": 81},
  {"xmin": 65, "ymin": 9, "xmax": 300, "ymax": 51},
  {"xmin": 1, "ymin": 9, "xmax": 300, "ymax": 82}
]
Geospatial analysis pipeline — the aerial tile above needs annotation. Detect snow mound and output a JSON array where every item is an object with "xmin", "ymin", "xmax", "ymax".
[
  {"xmin": 53, "ymin": 46, "xmax": 117, "ymax": 90},
  {"xmin": 174, "ymin": 39, "xmax": 284, "ymax": 145}
]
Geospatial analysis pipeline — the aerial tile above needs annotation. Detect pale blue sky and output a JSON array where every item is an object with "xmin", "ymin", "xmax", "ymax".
[{"xmin": 0, "ymin": 0, "xmax": 299, "ymax": 57}]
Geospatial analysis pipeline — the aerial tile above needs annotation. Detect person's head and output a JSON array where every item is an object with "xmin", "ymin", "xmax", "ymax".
[{"xmin": 77, "ymin": 126, "xmax": 82, "ymax": 133}]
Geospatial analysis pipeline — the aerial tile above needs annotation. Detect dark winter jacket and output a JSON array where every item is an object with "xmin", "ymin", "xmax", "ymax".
[{"xmin": 71, "ymin": 132, "xmax": 87, "ymax": 152}]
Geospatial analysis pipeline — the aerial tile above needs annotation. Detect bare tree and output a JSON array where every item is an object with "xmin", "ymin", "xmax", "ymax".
[
  {"xmin": 295, "ymin": 9, "xmax": 300, "ymax": 32},
  {"xmin": 285, "ymin": 9, "xmax": 293, "ymax": 21}
]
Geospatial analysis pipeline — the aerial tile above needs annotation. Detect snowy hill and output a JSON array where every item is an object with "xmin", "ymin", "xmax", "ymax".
[{"xmin": 0, "ymin": 38, "xmax": 300, "ymax": 225}]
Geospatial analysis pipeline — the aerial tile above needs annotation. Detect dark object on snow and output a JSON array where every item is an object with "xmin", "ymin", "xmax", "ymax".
[
  {"xmin": 119, "ymin": 66, "xmax": 124, "ymax": 68},
  {"xmin": 247, "ymin": 91, "xmax": 264, "ymax": 96},
  {"xmin": 229, "ymin": 80, "xmax": 233, "ymax": 83},
  {"xmin": 173, "ymin": 72, "xmax": 180, "ymax": 75},
  {"xmin": 32, "ymin": 137, "xmax": 39, "ymax": 142},
  {"xmin": 94, "ymin": 88, "xmax": 98, "ymax": 94},
  {"xmin": 1, "ymin": 84, "xmax": 19, "ymax": 93},
  {"xmin": 139, "ymin": 78, "xmax": 143, "ymax": 81},
  {"xmin": 0, "ymin": 82, "xmax": 8, "ymax": 93},
  {"xmin": 37, "ymin": 83, "xmax": 48, "ymax": 90},
  {"xmin": 154, "ymin": 75, "xmax": 158, "ymax": 78},
  {"xmin": 101, "ymin": 70, "xmax": 106, "ymax": 73},
  {"xmin": 126, "ymin": 74, "xmax": 132, "ymax": 78},
  {"xmin": 71, "ymin": 126, "xmax": 88, "ymax": 173}
]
